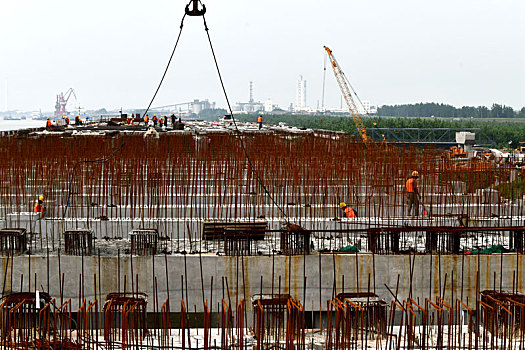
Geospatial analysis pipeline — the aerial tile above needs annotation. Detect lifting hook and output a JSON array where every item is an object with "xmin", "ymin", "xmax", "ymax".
[{"xmin": 185, "ymin": 0, "xmax": 206, "ymax": 16}]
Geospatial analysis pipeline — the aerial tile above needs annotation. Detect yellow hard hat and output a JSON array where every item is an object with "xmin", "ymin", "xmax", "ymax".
[
  {"xmin": 39, "ymin": 195, "xmax": 44, "ymax": 200},
  {"xmin": 339, "ymin": 202, "xmax": 346, "ymax": 208},
  {"xmin": 412, "ymin": 171, "xmax": 419, "ymax": 177}
]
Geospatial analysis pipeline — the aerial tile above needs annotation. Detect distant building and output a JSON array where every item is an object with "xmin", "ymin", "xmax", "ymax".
[
  {"xmin": 264, "ymin": 99, "xmax": 274, "ymax": 112},
  {"xmin": 357, "ymin": 100, "xmax": 377, "ymax": 115},
  {"xmin": 233, "ymin": 81, "xmax": 266, "ymax": 113},
  {"xmin": 191, "ymin": 99, "xmax": 215, "ymax": 114},
  {"xmin": 295, "ymin": 75, "xmax": 307, "ymax": 111}
]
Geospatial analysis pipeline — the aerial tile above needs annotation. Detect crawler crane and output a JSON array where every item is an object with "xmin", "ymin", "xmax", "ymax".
[{"xmin": 324, "ymin": 46, "xmax": 368, "ymax": 142}]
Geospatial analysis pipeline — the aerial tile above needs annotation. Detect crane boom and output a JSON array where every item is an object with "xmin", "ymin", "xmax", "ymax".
[
  {"xmin": 54, "ymin": 88, "xmax": 77, "ymax": 117},
  {"xmin": 323, "ymin": 46, "xmax": 367, "ymax": 142}
]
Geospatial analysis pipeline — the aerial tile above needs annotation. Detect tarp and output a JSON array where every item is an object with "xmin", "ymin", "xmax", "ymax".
[
  {"xmin": 464, "ymin": 244, "xmax": 514, "ymax": 255},
  {"xmin": 340, "ymin": 245, "xmax": 360, "ymax": 253}
]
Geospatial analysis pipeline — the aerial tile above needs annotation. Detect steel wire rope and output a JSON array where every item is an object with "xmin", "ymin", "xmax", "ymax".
[
  {"xmin": 61, "ymin": 12, "xmax": 188, "ymax": 220},
  {"xmin": 201, "ymin": 13, "xmax": 290, "ymax": 222}
]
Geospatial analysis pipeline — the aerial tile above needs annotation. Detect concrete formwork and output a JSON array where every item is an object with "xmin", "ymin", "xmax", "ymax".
[{"xmin": 2, "ymin": 253, "xmax": 523, "ymax": 314}]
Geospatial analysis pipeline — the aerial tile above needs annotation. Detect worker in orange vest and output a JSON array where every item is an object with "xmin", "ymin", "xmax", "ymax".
[
  {"xmin": 46, "ymin": 118, "xmax": 52, "ymax": 129},
  {"xmin": 406, "ymin": 171, "xmax": 420, "ymax": 216},
  {"xmin": 339, "ymin": 202, "xmax": 357, "ymax": 218},
  {"xmin": 152, "ymin": 115, "xmax": 158, "ymax": 126},
  {"xmin": 34, "ymin": 195, "xmax": 44, "ymax": 213},
  {"xmin": 65, "ymin": 116, "xmax": 70, "ymax": 125},
  {"xmin": 144, "ymin": 114, "xmax": 149, "ymax": 124},
  {"xmin": 258, "ymin": 115, "xmax": 263, "ymax": 130}
]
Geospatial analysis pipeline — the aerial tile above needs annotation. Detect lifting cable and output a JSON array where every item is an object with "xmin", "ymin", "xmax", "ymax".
[
  {"xmin": 62, "ymin": 0, "xmax": 290, "ymax": 224},
  {"xmin": 61, "ymin": 11, "xmax": 188, "ymax": 218},
  {"xmin": 200, "ymin": 12, "xmax": 289, "ymax": 221}
]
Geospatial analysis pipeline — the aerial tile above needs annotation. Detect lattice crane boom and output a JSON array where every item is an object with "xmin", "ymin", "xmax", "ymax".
[
  {"xmin": 323, "ymin": 46, "xmax": 367, "ymax": 142},
  {"xmin": 54, "ymin": 88, "xmax": 77, "ymax": 117}
]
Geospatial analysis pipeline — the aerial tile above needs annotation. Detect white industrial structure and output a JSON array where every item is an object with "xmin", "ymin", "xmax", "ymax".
[
  {"xmin": 264, "ymin": 99, "xmax": 274, "ymax": 112},
  {"xmin": 233, "ymin": 81, "xmax": 265, "ymax": 113},
  {"xmin": 295, "ymin": 75, "xmax": 307, "ymax": 111}
]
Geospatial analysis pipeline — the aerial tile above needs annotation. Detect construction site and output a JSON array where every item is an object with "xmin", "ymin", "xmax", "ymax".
[
  {"xmin": 1, "ymin": 1, "xmax": 525, "ymax": 349},
  {"xmin": 0, "ymin": 114, "xmax": 523, "ymax": 349}
]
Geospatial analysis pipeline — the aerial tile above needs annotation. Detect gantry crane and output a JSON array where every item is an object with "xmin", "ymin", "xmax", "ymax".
[
  {"xmin": 54, "ymin": 88, "xmax": 77, "ymax": 118},
  {"xmin": 323, "ymin": 46, "xmax": 368, "ymax": 142}
]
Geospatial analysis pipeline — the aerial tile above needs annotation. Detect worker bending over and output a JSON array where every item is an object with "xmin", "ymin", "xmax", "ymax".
[
  {"xmin": 339, "ymin": 202, "xmax": 357, "ymax": 218},
  {"xmin": 406, "ymin": 171, "xmax": 420, "ymax": 216},
  {"xmin": 34, "ymin": 195, "xmax": 44, "ymax": 214}
]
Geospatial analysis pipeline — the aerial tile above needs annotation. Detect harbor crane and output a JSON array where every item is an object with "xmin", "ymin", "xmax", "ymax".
[
  {"xmin": 323, "ymin": 46, "xmax": 368, "ymax": 142},
  {"xmin": 54, "ymin": 88, "xmax": 77, "ymax": 118}
]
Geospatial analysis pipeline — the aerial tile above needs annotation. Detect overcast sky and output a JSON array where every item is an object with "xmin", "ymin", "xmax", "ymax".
[{"xmin": 1, "ymin": 0, "xmax": 524, "ymax": 112}]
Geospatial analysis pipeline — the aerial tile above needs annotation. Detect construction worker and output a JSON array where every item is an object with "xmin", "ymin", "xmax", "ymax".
[
  {"xmin": 258, "ymin": 115, "xmax": 263, "ymax": 130},
  {"xmin": 171, "ymin": 113, "xmax": 176, "ymax": 126},
  {"xmin": 406, "ymin": 171, "xmax": 420, "ymax": 216},
  {"xmin": 152, "ymin": 114, "xmax": 158, "ymax": 126},
  {"xmin": 339, "ymin": 202, "xmax": 357, "ymax": 218},
  {"xmin": 65, "ymin": 116, "xmax": 70, "ymax": 125},
  {"xmin": 34, "ymin": 195, "xmax": 44, "ymax": 213},
  {"xmin": 144, "ymin": 114, "xmax": 149, "ymax": 124},
  {"xmin": 46, "ymin": 118, "xmax": 52, "ymax": 129}
]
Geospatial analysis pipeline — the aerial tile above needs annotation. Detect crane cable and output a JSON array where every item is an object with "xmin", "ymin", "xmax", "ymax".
[
  {"xmin": 201, "ymin": 13, "xmax": 289, "ymax": 221},
  {"xmin": 61, "ymin": 12, "xmax": 188, "ymax": 219},
  {"xmin": 62, "ymin": 1, "xmax": 290, "ymax": 225}
]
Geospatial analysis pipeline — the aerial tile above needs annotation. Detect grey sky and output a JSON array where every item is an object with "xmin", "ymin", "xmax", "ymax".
[{"xmin": 1, "ymin": 0, "xmax": 524, "ymax": 112}]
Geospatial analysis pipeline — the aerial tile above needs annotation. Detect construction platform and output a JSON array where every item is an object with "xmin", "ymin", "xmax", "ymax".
[{"xmin": 0, "ymin": 121, "xmax": 523, "ymax": 348}]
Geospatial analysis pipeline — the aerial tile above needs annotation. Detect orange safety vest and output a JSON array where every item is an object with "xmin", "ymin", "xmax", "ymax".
[
  {"xmin": 406, "ymin": 178, "xmax": 417, "ymax": 193},
  {"xmin": 258, "ymin": 116, "xmax": 263, "ymax": 123},
  {"xmin": 144, "ymin": 116, "xmax": 149, "ymax": 123},
  {"xmin": 344, "ymin": 207, "xmax": 357, "ymax": 218},
  {"xmin": 34, "ymin": 202, "xmax": 42, "ymax": 213},
  {"xmin": 46, "ymin": 120, "xmax": 51, "ymax": 127},
  {"xmin": 65, "ymin": 117, "xmax": 70, "ymax": 124}
]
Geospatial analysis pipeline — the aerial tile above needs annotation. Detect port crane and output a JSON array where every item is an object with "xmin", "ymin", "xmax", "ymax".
[
  {"xmin": 323, "ymin": 46, "xmax": 368, "ymax": 142},
  {"xmin": 54, "ymin": 88, "xmax": 77, "ymax": 118}
]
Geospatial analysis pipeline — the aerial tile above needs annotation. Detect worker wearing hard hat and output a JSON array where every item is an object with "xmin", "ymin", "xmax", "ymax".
[
  {"xmin": 339, "ymin": 202, "xmax": 357, "ymax": 218},
  {"xmin": 406, "ymin": 171, "xmax": 420, "ymax": 216},
  {"xmin": 34, "ymin": 195, "xmax": 44, "ymax": 213}
]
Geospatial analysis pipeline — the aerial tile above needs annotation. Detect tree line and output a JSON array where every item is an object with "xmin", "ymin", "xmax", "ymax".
[
  {"xmin": 377, "ymin": 103, "xmax": 525, "ymax": 119},
  {"xmin": 234, "ymin": 114, "xmax": 525, "ymax": 148}
]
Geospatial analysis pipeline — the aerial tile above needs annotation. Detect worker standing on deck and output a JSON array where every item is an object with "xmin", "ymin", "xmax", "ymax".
[
  {"xmin": 406, "ymin": 171, "xmax": 420, "ymax": 216},
  {"xmin": 258, "ymin": 115, "xmax": 263, "ymax": 130},
  {"xmin": 34, "ymin": 195, "xmax": 44, "ymax": 213},
  {"xmin": 152, "ymin": 114, "xmax": 158, "ymax": 126},
  {"xmin": 46, "ymin": 118, "xmax": 51, "ymax": 129},
  {"xmin": 144, "ymin": 114, "xmax": 149, "ymax": 125},
  {"xmin": 171, "ymin": 114, "xmax": 176, "ymax": 126},
  {"xmin": 339, "ymin": 202, "xmax": 357, "ymax": 218},
  {"xmin": 65, "ymin": 116, "xmax": 70, "ymax": 125}
]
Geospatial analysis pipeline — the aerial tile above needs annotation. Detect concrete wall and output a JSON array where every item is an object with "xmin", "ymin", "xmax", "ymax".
[{"xmin": 1, "ymin": 253, "xmax": 523, "ymax": 314}]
